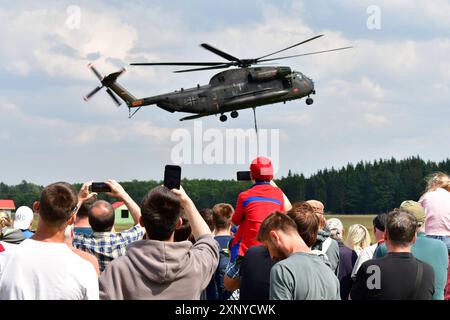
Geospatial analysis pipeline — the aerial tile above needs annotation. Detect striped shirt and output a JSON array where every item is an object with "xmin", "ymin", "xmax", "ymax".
[{"xmin": 73, "ymin": 225, "xmax": 144, "ymax": 272}]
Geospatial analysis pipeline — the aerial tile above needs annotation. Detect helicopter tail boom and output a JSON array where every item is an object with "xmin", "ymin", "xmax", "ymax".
[
  {"xmin": 84, "ymin": 64, "xmax": 142, "ymax": 108},
  {"xmin": 105, "ymin": 80, "xmax": 137, "ymax": 107}
]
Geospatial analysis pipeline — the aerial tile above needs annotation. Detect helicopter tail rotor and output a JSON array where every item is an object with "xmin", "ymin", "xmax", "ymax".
[{"xmin": 83, "ymin": 64, "xmax": 127, "ymax": 107}]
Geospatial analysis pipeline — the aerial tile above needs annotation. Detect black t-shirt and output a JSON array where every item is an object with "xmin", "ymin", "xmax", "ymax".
[
  {"xmin": 351, "ymin": 252, "xmax": 435, "ymax": 300},
  {"xmin": 239, "ymin": 245, "xmax": 276, "ymax": 300}
]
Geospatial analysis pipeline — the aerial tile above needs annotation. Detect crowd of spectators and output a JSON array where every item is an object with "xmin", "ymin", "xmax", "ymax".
[{"xmin": 0, "ymin": 158, "xmax": 449, "ymax": 300}]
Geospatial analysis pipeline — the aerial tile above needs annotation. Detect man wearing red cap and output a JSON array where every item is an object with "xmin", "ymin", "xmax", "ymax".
[{"xmin": 224, "ymin": 156, "xmax": 291, "ymax": 294}]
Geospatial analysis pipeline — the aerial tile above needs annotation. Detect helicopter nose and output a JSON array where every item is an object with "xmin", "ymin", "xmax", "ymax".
[{"xmin": 306, "ymin": 77, "xmax": 315, "ymax": 94}]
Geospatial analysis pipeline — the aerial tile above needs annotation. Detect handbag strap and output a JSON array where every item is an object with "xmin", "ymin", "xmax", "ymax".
[{"xmin": 409, "ymin": 261, "xmax": 423, "ymax": 300}]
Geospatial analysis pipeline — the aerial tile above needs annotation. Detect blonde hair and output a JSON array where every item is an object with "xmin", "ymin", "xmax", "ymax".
[
  {"xmin": 0, "ymin": 211, "xmax": 12, "ymax": 229},
  {"xmin": 345, "ymin": 224, "xmax": 371, "ymax": 251},
  {"xmin": 0, "ymin": 211, "xmax": 12, "ymax": 238},
  {"xmin": 425, "ymin": 172, "xmax": 450, "ymax": 192}
]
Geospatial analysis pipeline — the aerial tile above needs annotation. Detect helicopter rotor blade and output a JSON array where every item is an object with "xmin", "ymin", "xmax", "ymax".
[
  {"xmin": 255, "ymin": 35, "xmax": 324, "ymax": 60},
  {"xmin": 83, "ymin": 86, "xmax": 103, "ymax": 101},
  {"xmin": 88, "ymin": 63, "xmax": 104, "ymax": 81},
  {"xmin": 174, "ymin": 64, "xmax": 233, "ymax": 73},
  {"xmin": 130, "ymin": 62, "xmax": 229, "ymax": 67},
  {"xmin": 258, "ymin": 46, "xmax": 353, "ymax": 63},
  {"xmin": 106, "ymin": 88, "xmax": 122, "ymax": 106},
  {"xmin": 200, "ymin": 43, "xmax": 240, "ymax": 62}
]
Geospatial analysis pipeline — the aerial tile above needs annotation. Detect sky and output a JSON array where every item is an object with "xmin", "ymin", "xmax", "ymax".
[{"xmin": 0, "ymin": 0, "xmax": 449, "ymax": 185}]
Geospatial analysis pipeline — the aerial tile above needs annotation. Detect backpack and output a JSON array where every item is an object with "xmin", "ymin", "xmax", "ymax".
[
  {"xmin": 310, "ymin": 237, "xmax": 332, "ymax": 261},
  {"xmin": 215, "ymin": 247, "xmax": 232, "ymax": 300}
]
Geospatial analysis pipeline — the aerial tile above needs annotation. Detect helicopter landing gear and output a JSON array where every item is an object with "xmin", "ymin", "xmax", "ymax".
[
  {"xmin": 306, "ymin": 97, "xmax": 314, "ymax": 105},
  {"xmin": 220, "ymin": 114, "xmax": 228, "ymax": 122},
  {"xmin": 231, "ymin": 111, "xmax": 239, "ymax": 119}
]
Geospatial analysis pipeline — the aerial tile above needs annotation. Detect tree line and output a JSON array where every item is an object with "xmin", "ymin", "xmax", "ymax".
[{"xmin": 1, "ymin": 156, "xmax": 449, "ymax": 215}]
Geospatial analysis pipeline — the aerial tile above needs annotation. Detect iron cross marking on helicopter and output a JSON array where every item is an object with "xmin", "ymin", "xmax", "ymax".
[
  {"xmin": 84, "ymin": 35, "xmax": 352, "ymax": 122},
  {"xmin": 185, "ymin": 96, "xmax": 198, "ymax": 107}
]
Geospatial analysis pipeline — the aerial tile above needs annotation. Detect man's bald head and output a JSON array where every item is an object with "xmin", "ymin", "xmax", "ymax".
[
  {"xmin": 88, "ymin": 200, "xmax": 115, "ymax": 232},
  {"xmin": 306, "ymin": 200, "xmax": 326, "ymax": 229},
  {"xmin": 306, "ymin": 200, "xmax": 324, "ymax": 214}
]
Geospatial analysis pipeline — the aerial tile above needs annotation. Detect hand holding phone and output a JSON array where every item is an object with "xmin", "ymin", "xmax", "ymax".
[
  {"xmin": 91, "ymin": 182, "xmax": 112, "ymax": 193},
  {"xmin": 164, "ymin": 165, "xmax": 182, "ymax": 190}
]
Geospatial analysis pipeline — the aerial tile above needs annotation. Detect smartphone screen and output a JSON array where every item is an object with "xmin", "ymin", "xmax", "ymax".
[
  {"xmin": 91, "ymin": 182, "xmax": 112, "ymax": 193},
  {"xmin": 236, "ymin": 171, "xmax": 251, "ymax": 181},
  {"xmin": 164, "ymin": 165, "xmax": 182, "ymax": 190}
]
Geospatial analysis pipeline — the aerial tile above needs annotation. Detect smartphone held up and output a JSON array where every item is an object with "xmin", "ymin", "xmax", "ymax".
[
  {"xmin": 237, "ymin": 171, "xmax": 251, "ymax": 181},
  {"xmin": 164, "ymin": 165, "xmax": 182, "ymax": 190},
  {"xmin": 91, "ymin": 182, "xmax": 112, "ymax": 193}
]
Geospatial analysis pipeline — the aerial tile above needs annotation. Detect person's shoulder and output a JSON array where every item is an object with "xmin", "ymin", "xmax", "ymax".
[
  {"xmin": 193, "ymin": 234, "xmax": 218, "ymax": 249},
  {"xmin": 65, "ymin": 245, "xmax": 93, "ymax": 264},
  {"xmin": 271, "ymin": 259, "xmax": 290, "ymax": 274},
  {"xmin": 283, "ymin": 252, "xmax": 314, "ymax": 266},
  {"xmin": 72, "ymin": 247, "xmax": 99, "ymax": 267},
  {"xmin": 328, "ymin": 238, "xmax": 339, "ymax": 250},
  {"xmin": 360, "ymin": 243, "xmax": 376, "ymax": 257},
  {"xmin": 359, "ymin": 256, "xmax": 381, "ymax": 270},
  {"xmin": 415, "ymin": 257, "xmax": 435, "ymax": 274},
  {"xmin": 238, "ymin": 188, "xmax": 252, "ymax": 199},
  {"xmin": 72, "ymin": 232, "xmax": 91, "ymax": 242},
  {"xmin": 121, "ymin": 224, "xmax": 144, "ymax": 234},
  {"xmin": 339, "ymin": 242, "xmax": 353, "ymax": 253},
  {"xmin": 420, "ymin": 235, "xmax": 448, "ymax": 251},
  {"xmin": 246, "ymin": 245, "xmax": 267, "ymax": 255}
]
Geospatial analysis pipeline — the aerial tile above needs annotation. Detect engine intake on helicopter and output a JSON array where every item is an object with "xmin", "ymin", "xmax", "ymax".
[{"xmin": 247, "ymin": 67, "xmax": 292, "ymax": 83}]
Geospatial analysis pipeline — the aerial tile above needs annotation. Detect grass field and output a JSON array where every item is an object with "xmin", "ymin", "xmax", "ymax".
[
  {"xmin": 325, "ymin": 214, "xmax": 376, "ymax": 243},
  {"xmin": 114, "ymin": 214, "xmax": 377, "ymax": 243}
]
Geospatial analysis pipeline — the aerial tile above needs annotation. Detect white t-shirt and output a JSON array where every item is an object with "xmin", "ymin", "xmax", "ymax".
[
  {"xmin": 351, "ymin": 243, "xmax": 377, "ymax": 279},
  {"xmin": 0, "ymin": 239, "xmax": 99, "ymax": 300},
  {"xmin": 0, "ymin": 241, "xmax": 19, "ymax": 275}
]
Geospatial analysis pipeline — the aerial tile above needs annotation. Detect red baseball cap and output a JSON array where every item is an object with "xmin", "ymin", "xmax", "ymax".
[{"xmin": 250, "ymin": 156, "xmax": 273, "ymax": 181}]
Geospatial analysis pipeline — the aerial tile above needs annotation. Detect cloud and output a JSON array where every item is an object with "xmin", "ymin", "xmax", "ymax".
[{"xmin": 364, "ymin": 113, "xmax": 389, "ymax": 127}]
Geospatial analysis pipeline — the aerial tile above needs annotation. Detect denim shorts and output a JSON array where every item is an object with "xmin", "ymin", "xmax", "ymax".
[{"xmin": 427, "ymin": 235, "xmax": 450, "ymax": 253}]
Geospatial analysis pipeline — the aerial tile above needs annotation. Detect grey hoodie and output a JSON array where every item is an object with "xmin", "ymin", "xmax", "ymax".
[
  {"xmin": 99, "ymin": 234, "xmax": 219, "ymax": 300},
  {"xmin": 0, "ymin": 228, "xmax": 25, "ymax": 244}
]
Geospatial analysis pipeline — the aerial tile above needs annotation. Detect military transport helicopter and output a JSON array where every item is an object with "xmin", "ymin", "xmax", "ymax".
[{"xmin": 84, "ymin": 35, "xmax": 351, "ymax": 122}]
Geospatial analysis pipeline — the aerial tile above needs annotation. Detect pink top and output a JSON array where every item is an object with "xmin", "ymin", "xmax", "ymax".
[{"xmin": 419, "ymin": 188, "xmax": 450, "ymax": 236}]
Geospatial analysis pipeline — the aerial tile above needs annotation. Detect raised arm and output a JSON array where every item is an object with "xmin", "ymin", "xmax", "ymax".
[
  {"xmin": 105, "ymin": 179, "xmax": 141, "ymax": 225},
  {"xmin": 270, "ymin": 180, "xmax": 292, "ymax": 212},
  {"xmin": 77, "ymin": 181, "xmax": 97, "ymax": 213},
  {"xmin": 171, "ymin": 186, "xmax": 211, "ymax": 241}
]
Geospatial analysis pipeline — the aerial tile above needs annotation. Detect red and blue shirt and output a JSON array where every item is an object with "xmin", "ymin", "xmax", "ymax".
[{"xmin": 231, "ymin": 182, "xmax": 284, "ymax": 257}]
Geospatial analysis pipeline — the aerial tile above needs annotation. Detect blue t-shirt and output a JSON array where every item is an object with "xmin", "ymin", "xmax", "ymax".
[
  {"xmin": 215, "ymin": 235, "xmax": 232, "ymax": 250},
  {"xmin": 375, "ymin": 232, "xmax": 448, "ymax": 300},
  {"xmin": 21, "ymin": 229, "xmax": 34, "ymax": 239},
  {"xmin": 73, "ymin": 227, "xmax": 93, "ymax": 237}
]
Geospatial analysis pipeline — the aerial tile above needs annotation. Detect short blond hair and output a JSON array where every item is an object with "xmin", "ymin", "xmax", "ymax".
[
  {"xmin": 425, "ymin": 172, "xmax": 450, "ymax": 192},
  {"xmin": 345, "ymin": 224, "xmax": 371, "ymax": 251}
]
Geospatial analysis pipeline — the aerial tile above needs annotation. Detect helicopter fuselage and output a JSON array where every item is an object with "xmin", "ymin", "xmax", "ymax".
[{"xmin": 126, "ymin": 67, "xmax": 315, "ymax": 120}]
